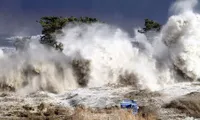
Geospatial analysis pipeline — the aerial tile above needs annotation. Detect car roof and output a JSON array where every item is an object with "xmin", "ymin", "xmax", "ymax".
[{"xmin": 122, "ymin": 100, "xmax": 136, "ymax": 102}]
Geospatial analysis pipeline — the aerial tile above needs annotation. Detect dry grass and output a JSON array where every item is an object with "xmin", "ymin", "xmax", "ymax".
[
  {"xmin": 66, "ymin": 106, "xmax": 157, "ymax": 120},
  {"xmin": 0, "ymin": 103, "xmax": 157, "ymax": 120}
]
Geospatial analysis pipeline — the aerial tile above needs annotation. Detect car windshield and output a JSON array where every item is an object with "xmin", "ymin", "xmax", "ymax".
[{"xmin": 122, "ymin": 100, "xmax": 133, "ymax": 102}]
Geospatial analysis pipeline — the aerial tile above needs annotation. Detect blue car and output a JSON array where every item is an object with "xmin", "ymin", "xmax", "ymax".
[{"xmin": 120, "ymin": 99, "xmax": 139, "ymax": 114}]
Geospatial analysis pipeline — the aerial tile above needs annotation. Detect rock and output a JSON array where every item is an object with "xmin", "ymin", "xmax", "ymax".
[{"xmin": 164, "ymin": 92, "xmax": 200, "ymax": 118}]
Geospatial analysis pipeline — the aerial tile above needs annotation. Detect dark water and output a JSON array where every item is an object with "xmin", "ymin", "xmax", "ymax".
[
  {"xmin": 0, "ymin": 34, "xmax": 16, "ymax": 54},
  {"xmin": 0, "ymin": 34, "xmax": 13, "ymax": 47}
]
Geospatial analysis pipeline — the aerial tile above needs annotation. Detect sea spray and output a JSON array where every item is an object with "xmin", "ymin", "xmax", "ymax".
[
  {"xmin": 58, "ymin": 23, "xmax": 173, "ymax": 91},
  {"xmin": 0, "ymin": 0, "xmax": 199, "ymax": 94},
  {"xmin": 162, "ymin": 0, "xmax": 200, "ymax": 80},
  {"xmin": 0, "ymin": 39, "xmax": 79, "ymax": 94},
  {"xmin": 0, "ymin": 23, "xmax": 173, "ymax": 93}
]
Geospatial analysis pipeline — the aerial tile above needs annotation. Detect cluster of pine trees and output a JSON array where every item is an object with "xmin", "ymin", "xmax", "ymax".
[{"xmin": 37, "ymin": 16, "xmax": 161, "ymax": 51}]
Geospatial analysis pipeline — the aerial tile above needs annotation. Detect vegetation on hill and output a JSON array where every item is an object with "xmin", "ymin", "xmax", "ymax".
[
  {"xmin": 36, "ymin": 16, "xmax": 101, "ymax": 87},
  {"xmin": 37, "ymin": 16, "xmax": 101, "ymax": 51},
  {"xmin": 37, "ymin": 16, "xmax": 161, "ymax": 51},
  {"xmin": 138, "ymin": 19, "xmax": 162, "ymax": 33}
]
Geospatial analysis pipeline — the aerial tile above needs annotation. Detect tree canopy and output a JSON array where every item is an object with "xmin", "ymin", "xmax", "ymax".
[
  {"xmin": 138, "ymin": 19, "xmax": 162, "ymax": 33},
  {"xmin": 37, "ymin": 16, "xmax": 101, "ymax": 51},
  {"xmin": 37, "ymin": 17, "xmax": 161, "ymax": 51}
]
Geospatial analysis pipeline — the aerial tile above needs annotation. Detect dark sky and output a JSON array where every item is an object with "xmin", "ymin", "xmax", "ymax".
[{"xmin": 0, "ymin": 0, "xmax": 175, "ymax": 36}]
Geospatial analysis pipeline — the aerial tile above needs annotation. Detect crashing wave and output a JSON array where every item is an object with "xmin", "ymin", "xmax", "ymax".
[
  {"xmin": 162, "ymin": 0, "xmax": 200, "ymax": 81},
  {"xmin": 0, "ymin": 0, "xmax": 199, "ymax": 94}
]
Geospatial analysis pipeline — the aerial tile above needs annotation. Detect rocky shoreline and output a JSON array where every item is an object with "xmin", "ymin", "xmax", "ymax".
[{"xmin": 0, "ymin": 84, "xmax": 199, "ymax": 120}]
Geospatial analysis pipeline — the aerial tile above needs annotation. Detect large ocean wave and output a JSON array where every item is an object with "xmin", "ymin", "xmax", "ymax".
[{"xmin": 0, "ymin": 0, "xmax": 199, "ymax": 94}]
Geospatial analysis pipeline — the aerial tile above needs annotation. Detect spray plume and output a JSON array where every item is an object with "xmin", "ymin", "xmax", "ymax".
[{"xmin": 0, "ymin": 0, "xmax": 199, "ymax": 94}]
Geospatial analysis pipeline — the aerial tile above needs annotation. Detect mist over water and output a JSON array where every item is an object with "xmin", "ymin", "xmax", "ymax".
[
  {"xmin": 162, "ymin": 0, "xmax": 200, "ymax": 80},
  {"xmin": 0, "ymin": 0, "xmax": 198, "ymax": 94}
]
